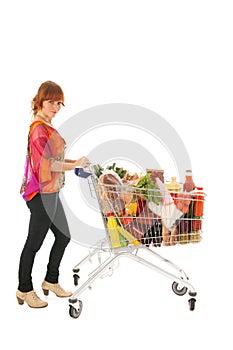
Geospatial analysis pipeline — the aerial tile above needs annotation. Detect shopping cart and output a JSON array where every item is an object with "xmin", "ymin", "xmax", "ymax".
[{"xmin": 68, "ymin": 167, "xmax": 205, "ymax": 318}]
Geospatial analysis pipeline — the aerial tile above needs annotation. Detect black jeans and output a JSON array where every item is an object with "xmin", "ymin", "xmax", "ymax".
[{"xmin": 18, "ymin": 193, "xmax": 70, "ymax": 292}]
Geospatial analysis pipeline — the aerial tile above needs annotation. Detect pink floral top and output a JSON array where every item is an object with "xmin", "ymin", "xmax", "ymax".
[{"xmin": 20, "ymin": 121, "xmax": 66, "ymax": 201}]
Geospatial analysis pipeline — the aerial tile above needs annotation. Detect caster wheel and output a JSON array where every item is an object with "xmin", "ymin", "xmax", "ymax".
[
  {"xmin": 73, "ymin": 274, "xmax": 80, "ymax": 286},
  {"xmin": 69, "ymin": 300, "xmax": 83, "ymax": 319},
  {"xmin": 188, "ymin": 298, "xmax": 196, "ymax": 311},
  {"xmin": 172, "ymin": 281, "xmax": 188, "ymax": 296}
]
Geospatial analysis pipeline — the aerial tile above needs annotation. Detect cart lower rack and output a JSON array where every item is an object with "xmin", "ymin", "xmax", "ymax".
[{"xmin": 69, "ymin": 169, "xmax": 205, "ymax": 318}]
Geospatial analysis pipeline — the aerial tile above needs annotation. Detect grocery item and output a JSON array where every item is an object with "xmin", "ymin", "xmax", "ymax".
[
  {"xmin": 183, "ymin": 170, "xmax": 195, "ymax": 192},
  {"xmin": 98, "ymin": 170, "xmax": 125, "ymax": 214},
  {"xmin": 177, "ymin": 218, "xmax": 190, "ymax": 244},
  {"xmin": 162, "ymin": 225, "xmax": 170, "ymax": 246},
  {"xmin": 146, "ymin": 169, "xmax": 164, "ymax": 183},
  {"xmin": 189, "ymin": 231, "xmax": 201, "ymax": 243},
  {"xmin": 117, "ymin": 226, "xmax": 141, "ymax": 246},
  {"xmin": 179, "ymin": 232, "xmax": 189, "ymax": 244},
  {"xmin": 155, "ymin": 177, "xmax": 173, "ymax": 206},
  {"xmin": 122, "ymin": 171, "xmax": 142, "ymax": 186},
  {"xmin": 118, "ymin": 232, "xmax": 128, "ymax": 247},
  {"xmin": 166, "ymin": 177, "xmax": 180, "ymax": 192},
  {"xmin": 125, "ymin": 202, "xmax": 138, "ymax": 216},
  {"xmin": 136, "ymin": 173, "xmax": 162, "ymax": 205},
  {"xmin": 170, "ymin": 226, "xmax": 179, "ymax": 246},
  {"xmin": 174, "ymin": 193, "xmax": 192, "ymax": 214},
  {"xmin": 120, "ymin": 216, "xmax": 134, "ymax": 225},
  {"xmin": 193, "ymin": 187, "xmax": 205, "ymax": 217},
  {"xmin": 107, "ymin": 214, "xmax": 122, "ymax": 249},
  {"xmin": 99, "ymin": 169, "xmax": 123, "ymax": 186},
  {"xmin": 96, "ymin": 163, "xmax": 204, "ymax": 248},
  {"xmin": 178, "ymin": 218, "xmax": 190, "ymax": 232},
  {"xmin": 191, "ymin": 218, "xmax": 202, "ymax": 231},
  {"xmin": 136, "ymin": 199, "xmax": 147, "ymax": 215},
  {"xmin": 148, "ymin": 178, "xmax": 184, "ymax": 230},
  {"xmin": 151, "ymin": 220, "xmax": 163, "ymax": 247},
  {"xmin": 136, "ymin": 203, "xmax": 155, "ymax": 225},
  {"xmin": 93, "ymin": 164, "xmax": 104, "ymax": 178},
  {"xmin": 122, "ymin": 203, "xmax": 160, "ymax": 246},
  {"xmin": 119, "ymin": 191, "xmax": 134, "ymax": 204},
  {"xmin": 106, "ymin": 162, "xmax": 127, "ymax": 179},
  {"xmin": 124, "ymin": 219, "xmax": 147, "ymax": 241}
]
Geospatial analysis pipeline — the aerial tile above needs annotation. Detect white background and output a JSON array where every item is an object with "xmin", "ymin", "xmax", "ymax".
[{"xmin": 1, "ymin": 1, "xmax": 232, "ymax": 349}]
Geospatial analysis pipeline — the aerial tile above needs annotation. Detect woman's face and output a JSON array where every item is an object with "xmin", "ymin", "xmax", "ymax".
[{"xmin": 40, "ymin": 100, "xmax": 63, "ymax": 120}]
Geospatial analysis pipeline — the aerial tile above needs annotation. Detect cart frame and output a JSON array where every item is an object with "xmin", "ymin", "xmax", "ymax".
[{"xmin": 68, "ymin": 169, "xmax": 204, "ymax": 318}]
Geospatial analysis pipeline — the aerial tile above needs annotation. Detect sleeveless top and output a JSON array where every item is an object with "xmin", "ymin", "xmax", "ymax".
[{"xmin": 20, "ymin": 120, "xmax": 66, "ymax": 201}]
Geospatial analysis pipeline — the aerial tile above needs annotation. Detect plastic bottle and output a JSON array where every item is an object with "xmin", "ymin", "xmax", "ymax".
[
  {"xmin": 193, "ymin": 187, "xmax": 204, "ymax": 217},
  {"xmin": 183, "ymin": 170, "xmax": 195, "ymax": 192},
  {"xmin": 166, "ymin": 177, "xmax": 180, "ymax": 192},
  {"xmin": 178, "ymin": 219, "xmax": 190, "ymax": 244}
]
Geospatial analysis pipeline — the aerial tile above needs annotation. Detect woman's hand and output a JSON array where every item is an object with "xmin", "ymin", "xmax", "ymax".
[{"xmin": 74, "ymin": 156, "xmax": 91, "ymax": 169}]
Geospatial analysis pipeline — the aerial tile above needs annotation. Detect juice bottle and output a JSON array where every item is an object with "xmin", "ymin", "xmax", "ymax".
[
  {"xmin": 178, "ymin": 219, "xmax": 190, "ymax": 244},
  {"xmin": 193, "ymin": 187, "xmax": 205, "ymax": 217},
  {"xmin": 183, "ymin": 170, "xmax": 195, "ymax": 192}
]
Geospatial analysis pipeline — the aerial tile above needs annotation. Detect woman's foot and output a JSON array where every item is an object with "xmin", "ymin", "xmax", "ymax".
[
  {"xmin": 42, "ymin": 281, "xmax": 72, "ymax": 297},
  {"xmin": 16, "ymin": 290, "xmax": 48, "ymax": 308}
]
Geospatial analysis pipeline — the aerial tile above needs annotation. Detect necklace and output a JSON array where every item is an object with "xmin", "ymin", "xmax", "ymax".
[{"xmin": 35, "ymin": 114, "xmax": 53, "ymax": 126}]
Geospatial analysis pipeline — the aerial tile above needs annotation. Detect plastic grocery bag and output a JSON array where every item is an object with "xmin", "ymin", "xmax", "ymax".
[
  {"xmin": 148, "ymin": 202, "xmax": 183, "ymax": 229},
  {"xmin": 148, "ymin": 177, "xmax": 184, "ymax": 230}
]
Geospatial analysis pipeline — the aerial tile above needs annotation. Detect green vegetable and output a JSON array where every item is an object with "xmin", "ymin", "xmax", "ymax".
[
  {"xmin": 136, "ymin": 173, "xmax": 151, "ymax": 188},
  {"xmin": 106, "ymin": 162, "xmax": 127, "ymax": 179},
  {"xmin": 136, "ymin": 173, "xmax": 162, "ymax": 205},
  {"xmin": 93, "ymin": 164, "xmax": 104, "ymax": 178}
]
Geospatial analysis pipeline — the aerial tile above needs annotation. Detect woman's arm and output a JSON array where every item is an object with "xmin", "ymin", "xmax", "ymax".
[
  {"xmin": 51, "ymin": 157, "xmax": 90, "ymax": 172},
  {"xmin": 64, "ymin": 159, "xmax": 76, "ymax": 163}
]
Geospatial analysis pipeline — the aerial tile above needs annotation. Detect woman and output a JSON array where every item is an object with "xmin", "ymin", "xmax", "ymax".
[{"xmin": 17, "ymin": 81, "xmax": 90, "ymax": 308}]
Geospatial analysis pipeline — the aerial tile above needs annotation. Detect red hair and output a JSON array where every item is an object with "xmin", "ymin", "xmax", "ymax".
[{"xmin": 31, "ymin": 81, "xmax": 65, "ymax": 116}]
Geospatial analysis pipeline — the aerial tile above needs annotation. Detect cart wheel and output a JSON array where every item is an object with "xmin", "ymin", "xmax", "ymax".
[
  {"xmin": 188, "ymin": 298, "xmax": 196, "ymax": 311},
  {"xmin": 172, "ymin": 281, "xmax": 188, "ymax": 296},
  {"xmin": 73, "ymin": 273, "xmax": 80, "ymax": 286},
  {"xmin": 69, "ymin": 300, "xmax": 83, "ymax": 319}
]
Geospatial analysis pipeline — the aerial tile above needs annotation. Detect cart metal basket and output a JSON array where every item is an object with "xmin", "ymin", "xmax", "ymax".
[{"xmin": 68, "ymin": 168, "xmax": 205, "ymax": 318}]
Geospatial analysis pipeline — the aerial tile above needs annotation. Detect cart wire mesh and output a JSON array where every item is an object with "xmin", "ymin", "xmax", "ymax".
[{"xmin": 88, "ymin": 176, "xmax": 205, "ymax": 250}]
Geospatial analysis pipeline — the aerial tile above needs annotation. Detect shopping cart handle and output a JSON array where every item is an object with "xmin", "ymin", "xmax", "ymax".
[{"xmin": 74, "ymin": 167, "xmax": 92, "ymax": 178}]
